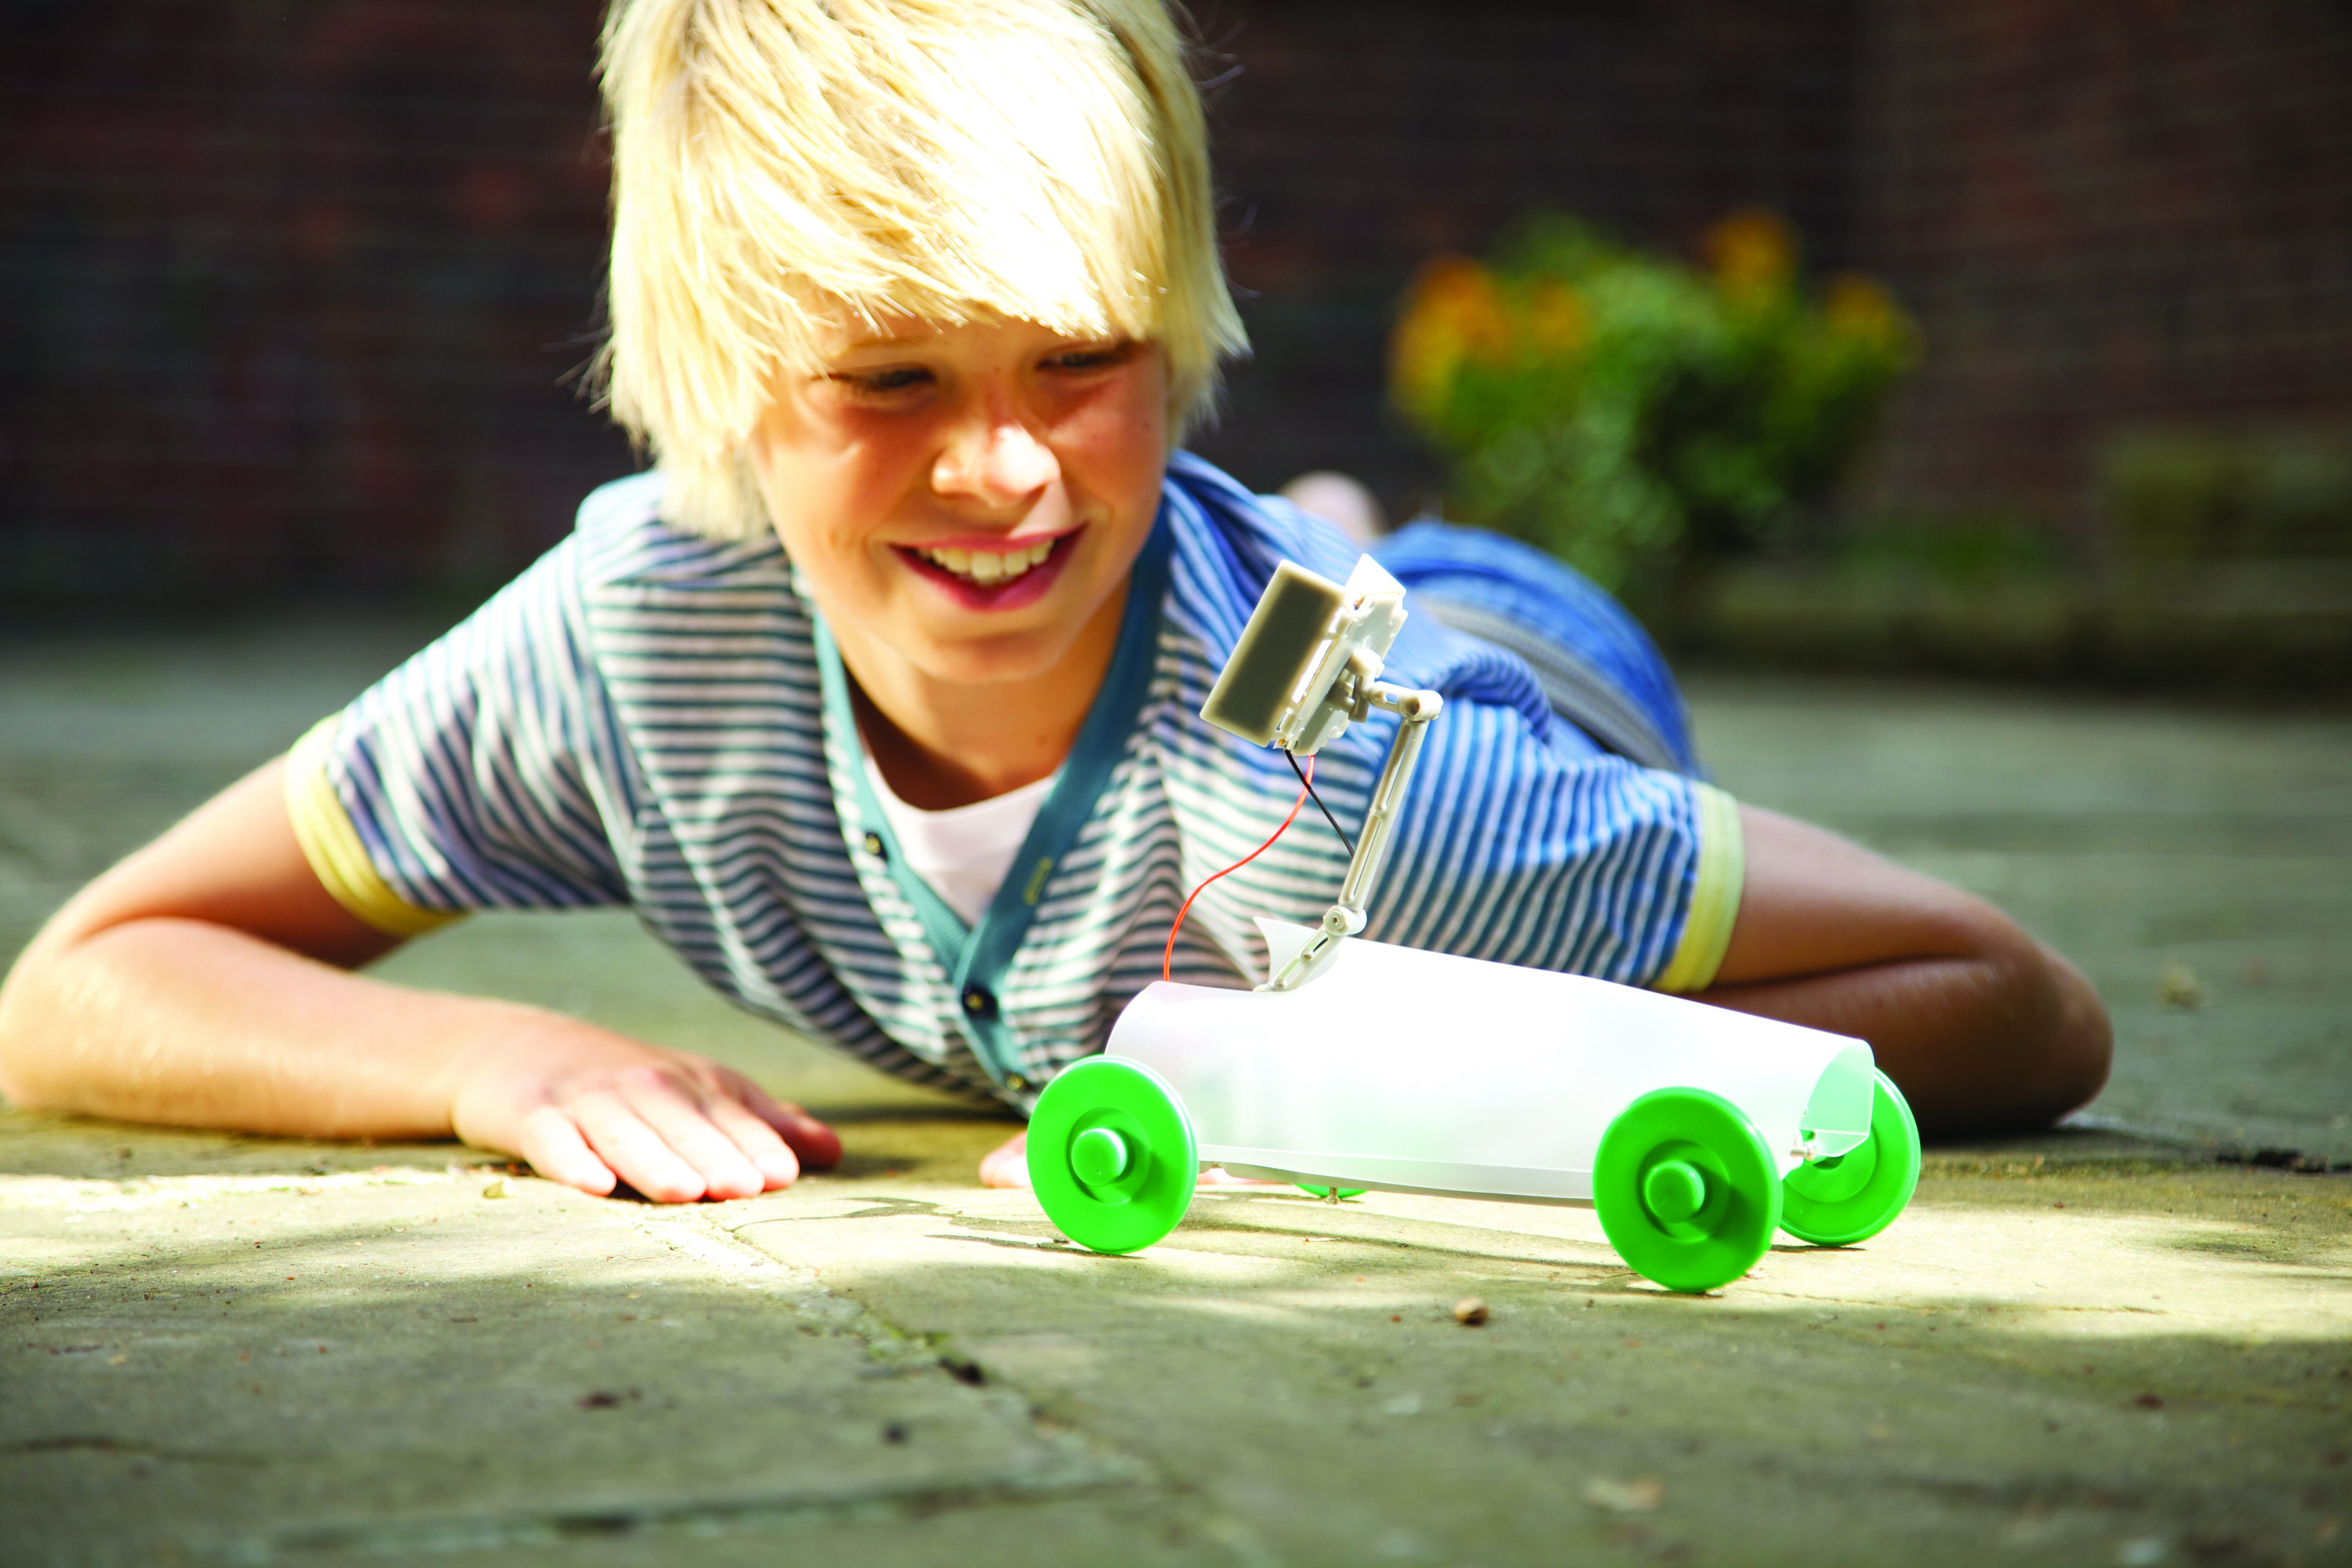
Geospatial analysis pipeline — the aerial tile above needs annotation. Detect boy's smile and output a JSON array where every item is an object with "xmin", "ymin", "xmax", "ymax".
[
  {"xmin": 745, "ymin": 312, "xmax": 1169, "ymax": 806},
  {"xmin": 895, "ymin": 527, "xmax": 1077, "ymax": 609}
]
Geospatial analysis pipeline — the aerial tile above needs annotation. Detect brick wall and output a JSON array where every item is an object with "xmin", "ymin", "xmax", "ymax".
[
  {"xmin": 1851, "ymin": 0, "xmax": 2352, "ymax": 543},
  {"xmin": 0, "ymin": 0, "xmax": 632, "ymax": 605},
  {"xmin": 0, "ymin": 0, "xmax": 1862, "ymax": 602},
  {"xmin": 3, "ymin": 1, "xmax": 2342, "ymax": 604},
  {"xmin": 1191, "ymin": 0, "xmax": 1862, "ymax": 512}
]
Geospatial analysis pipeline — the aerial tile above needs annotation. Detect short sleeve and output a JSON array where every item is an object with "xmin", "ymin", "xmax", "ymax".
[
  {"xmin": 1358, "ymin": 647, "xmax": 1744, "ymax": 991},
  {"xmin": 282, "ymin": 537, "xmax": 633, "ymax": 930},
  {"xmin": 1652, "ymin": 782, "xmax": 1743, "ymax": 992}
]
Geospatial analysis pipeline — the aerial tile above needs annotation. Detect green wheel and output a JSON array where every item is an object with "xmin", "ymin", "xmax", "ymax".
[
  {"xmin": 1027, "ymin": 1056, "xmax": 1198, "ymax": 1255},
  {"xmin": 1780, "ymin": 1069, "xmax": 1921, "ymax": 1247},
  {"xmin": 1593, "ymin": 1088, "xmax": 1782, "ymax": 1294}
]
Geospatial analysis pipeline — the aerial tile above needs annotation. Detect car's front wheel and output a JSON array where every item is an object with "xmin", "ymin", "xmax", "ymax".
[
  {"xmin": 1026, "ymin": 1055, "xmax": 1199, "ymax": 1255},
  {"xmin": 1593, "ymin": 1087, "xmax": 1782, "ymax": 1293}
]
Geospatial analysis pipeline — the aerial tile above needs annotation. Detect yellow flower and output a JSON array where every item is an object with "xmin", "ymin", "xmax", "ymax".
[
  {"xmin": 1391, "ymin": 256, "xmax": 1511, "ymax": 418},
  {"xmin": 1704, "ymin": 208, "xmax": 1797, "ymax": 302},
  {"xmin": 1523, "ymin": 280, "xmax": 1587, "ymax": 359},
  {"xmin": 1823, "ymin": 273, "xmax": 1920, "ymax": 363}
]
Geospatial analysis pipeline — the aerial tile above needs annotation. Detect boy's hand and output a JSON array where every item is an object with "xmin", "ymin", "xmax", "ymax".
[
  {"xmin": 0, "ymin": 757, "xmax": 843, "ymax": 1200},
  {"xmin": 449, "ymin": 1025, "xmax": 841, "ymax": 1203}
]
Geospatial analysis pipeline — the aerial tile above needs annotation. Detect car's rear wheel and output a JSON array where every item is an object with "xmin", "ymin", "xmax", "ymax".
[{"xmin": 1779, "ymin": 1069, "xmax": 1921, "ymax": 1247}]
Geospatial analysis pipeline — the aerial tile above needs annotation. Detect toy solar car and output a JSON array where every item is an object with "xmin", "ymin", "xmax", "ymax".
[
  {"xmin": 1027, "ymin": 919, "xmax": 1922, "ymax": 1294},
  {"xmin": 1025, "ymin": 552, "xmax": 1921, "ymax": 1294}
]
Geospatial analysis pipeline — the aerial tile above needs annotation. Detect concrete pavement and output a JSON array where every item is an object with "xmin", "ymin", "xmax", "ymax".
[
  {"xmin": 3, "ymin": 624, "xmax": 2347, "ymax": 1564},
  {"xmin": 5, "ymin": 1111, "xmax": 2345, "ymax": 1565}
]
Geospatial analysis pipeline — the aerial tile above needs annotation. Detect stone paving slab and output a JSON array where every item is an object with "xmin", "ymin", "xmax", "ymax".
[
  {"xmin": 704, "ymin": 1117, "xmax": 2352, "ymax": 1568},
  {"xmin": 6, "ymin": 629, "xmax": 2352, "ymax": 1564},
  {"xmin": 1684, "ymin": 675, "xmax": 2352, "ymax": 1164},
  {"xmin": 0, "ymin": 1130, "xmax": 1161, "ymax": 1566},
  {"xmin": 4, "ymin": 1111, "xmax": 2347, "ymax": 1566}
]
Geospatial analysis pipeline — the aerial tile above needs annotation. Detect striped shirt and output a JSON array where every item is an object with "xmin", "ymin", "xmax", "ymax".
[{"xmin": 286, "ymin": 453, "xmax": 1742, "ymax": 1107}]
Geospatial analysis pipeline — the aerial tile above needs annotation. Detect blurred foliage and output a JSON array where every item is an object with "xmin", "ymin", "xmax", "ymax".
[
  {"xmin": 2101, "ymin": 429, "xmax": 2352, "ymax": 561},
  {"xmin": 1836, "ymin": 510, "xmax": 2063, "ymax": 586},
  {"xmin": 1389, "ymin": 209, "xmax": 1919, "ymax": 591}
]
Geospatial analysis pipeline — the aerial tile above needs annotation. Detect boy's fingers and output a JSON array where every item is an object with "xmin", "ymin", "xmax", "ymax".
[
  {"xmin": 717, "ymin": 1068, "xmax": 842, "ymax": 1170},
  {"xmin": 696, "ymin": 1058, "xmax": 767, "ymax": 1104},
  {"xmin": 701, "ymin": 1094, "xmax": 804, "ymax": 1190},
  {"xmin": 518, "ymin": 1106, "xmax": 619, "ymax": 1197},
  {"xmin": 570, "ymin": 1090, "xmax": 708, "ymax": 1204},
  {"xmin": 614, "ymin": 1068, "xmax": 765, "ymax": 1201},
  {"xmin": 770, "ymin": 1107, "xmax": 842, "ymax": 1170}
]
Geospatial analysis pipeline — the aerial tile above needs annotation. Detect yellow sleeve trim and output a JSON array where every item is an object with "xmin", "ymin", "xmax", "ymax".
[
  {"xmin": 1653, "ymin": 783, "xmax": 1744, "ymax": 993},
  {"xmin": 284, "ymin": 717, "xmax": 462, "ymax": 940}
]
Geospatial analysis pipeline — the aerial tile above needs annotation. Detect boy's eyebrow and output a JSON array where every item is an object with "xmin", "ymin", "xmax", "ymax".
[
  {"xmin": 833, "ymin": 326, "xmax": 1132, "ymax": 353},
  {"xmin": 838, "ymin": 331, "xmax": 936, "ymax": 351}
]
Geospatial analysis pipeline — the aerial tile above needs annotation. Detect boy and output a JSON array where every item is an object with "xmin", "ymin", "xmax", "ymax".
[{"xmin": 0, "ymin": 0, "xmax": 2110, "ymax": 1203}]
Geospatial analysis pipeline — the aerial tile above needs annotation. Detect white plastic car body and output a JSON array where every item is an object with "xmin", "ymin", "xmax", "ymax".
[
  {"xmin": 1116, "ymin": 919, "xmax": 1878, "ymax": 1201},
  {"xmin": 1029, "ymin": 921, "xmax": 1922, "ymax": 1292}
]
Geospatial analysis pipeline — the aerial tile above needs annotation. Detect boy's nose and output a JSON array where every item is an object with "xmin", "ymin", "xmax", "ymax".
[{"xmin": 933, "ymin": 405, "xmax": 1060, "ymax": 506}]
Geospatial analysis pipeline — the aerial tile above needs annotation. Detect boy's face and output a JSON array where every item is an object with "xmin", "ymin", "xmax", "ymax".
[{"xmin": 746, "ymin": 314, "xmax": 1168, "ymax": 691}]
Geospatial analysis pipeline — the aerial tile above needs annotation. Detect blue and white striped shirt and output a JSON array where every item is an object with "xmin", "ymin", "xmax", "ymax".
[{"xmin": 287, "ymin": 453, "xmax": 1741, "ymax": 1106}]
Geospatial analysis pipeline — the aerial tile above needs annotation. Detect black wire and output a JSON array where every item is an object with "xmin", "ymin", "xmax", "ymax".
[{"xmin": 1284, "ymin": 748, "xmax": 1356, "ymax": 855}]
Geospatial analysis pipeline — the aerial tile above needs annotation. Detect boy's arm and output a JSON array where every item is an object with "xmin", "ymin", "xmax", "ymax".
[
  {"xmin": 0, "ymin": 758, "xmax": 839, "ymax": 1201},
  {"xmin": 1696, "ymin": 804, "xmax": 2111, "ymax": 1136}
]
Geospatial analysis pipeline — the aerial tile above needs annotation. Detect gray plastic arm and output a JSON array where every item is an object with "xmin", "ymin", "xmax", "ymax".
[{"xmin": 1259, "ymin": 681, "xmax": 1444, "ymax": 993}]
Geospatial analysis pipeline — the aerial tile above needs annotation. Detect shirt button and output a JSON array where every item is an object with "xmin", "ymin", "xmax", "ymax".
[
  {"xmin": 861, "ymin": 831, "xmax": 885, "ymax": 857},
  {"xmin": 961, "ymin": 985, "xmax": 997, "ymax": 1019},
  {"xmin": 1004, "ymin": 1072, "xmax": 1028, "ymax": 1093}
]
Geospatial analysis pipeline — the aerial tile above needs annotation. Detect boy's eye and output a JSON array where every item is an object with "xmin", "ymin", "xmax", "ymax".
[
  {"xmin": 833, "ymin": 366, "xmax": 933, "ymax": 396},
  {"xmin": 1043, "ymin": 341, "xmax": 1138, "ymax": 374}
]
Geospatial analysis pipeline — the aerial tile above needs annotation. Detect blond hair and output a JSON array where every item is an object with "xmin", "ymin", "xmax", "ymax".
[{"xmin": 594, "ymin": 0, "xmax": 1247, "ymax": 538}]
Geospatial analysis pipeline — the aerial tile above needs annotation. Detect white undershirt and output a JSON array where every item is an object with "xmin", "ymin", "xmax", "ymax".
[{"xmin": 860, "ymin": 745, "xmax": 1057, "ymax": 927}]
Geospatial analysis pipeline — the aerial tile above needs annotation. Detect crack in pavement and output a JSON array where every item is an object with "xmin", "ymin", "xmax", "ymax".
[{"xmin": 188, "ymin": 1468, "xmax": 1166, "ymax": 1561}]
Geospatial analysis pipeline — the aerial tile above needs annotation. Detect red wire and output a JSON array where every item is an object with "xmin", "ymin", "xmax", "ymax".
[{"xmin": 1163, "ymin": 755, "xmax": 1313, "ymax": 983}]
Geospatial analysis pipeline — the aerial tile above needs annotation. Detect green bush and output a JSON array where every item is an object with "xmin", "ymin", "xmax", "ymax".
[
  {"xmin": 2100, "ymin": 430, "xmax": 2352, "ymax": 561},
  {"xmin": 1389, "ymin": 210, "xmax": 1919, "ymax": 592}
]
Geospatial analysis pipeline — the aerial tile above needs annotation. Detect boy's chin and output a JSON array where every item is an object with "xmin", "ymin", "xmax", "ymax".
[
  {"xmin": 900, "ymin": 625, "xmax": 1088, "ymax": 689},
  {"xmin": 885, "ymin": 580, "xmax": 1127, "ymax": 690}
]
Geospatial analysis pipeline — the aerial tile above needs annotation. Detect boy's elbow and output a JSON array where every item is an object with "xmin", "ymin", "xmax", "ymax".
[
  {"xmin": 1903, "ymin": 923, "xmax": 2112, "ymax": 1139},
  {"xmin": 0, "ymin": 909, "xmax": 115, "ymax": 1112},
  {"xmin": 2032, "ymin": 947, "xmax": 2113, "ymax": 1126},
  {"xmin": 1970, "ymin": 936, "xmax": 2111, "ymax": 1134},
  {"xmin": 0, "ymin": 958, "xmax": 46, "ymax": 1109}
]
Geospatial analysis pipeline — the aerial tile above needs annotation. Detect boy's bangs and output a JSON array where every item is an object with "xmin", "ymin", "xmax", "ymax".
[
  {"xmin": 600, "ymin": 0, "xmax": 1244, "ymax": 536},
  {"xmin": 684, "ymin": 2, "xmax": 1168, "ymax": 390}
]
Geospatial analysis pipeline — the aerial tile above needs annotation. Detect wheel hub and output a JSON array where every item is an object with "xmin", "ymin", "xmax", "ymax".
[
  {"xmin": 1642, "ymin": 1158, "xmax": 1709, "ymax": 1225},
  {"xmin": 1070, "ymin": 1126, "xmax": 1132, "ymax": 1186}
]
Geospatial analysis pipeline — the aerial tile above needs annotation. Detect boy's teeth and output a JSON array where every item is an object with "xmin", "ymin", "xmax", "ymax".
[{"xmin": 919, "ymin": 540, "xmax": 1056, "ymax": 584}]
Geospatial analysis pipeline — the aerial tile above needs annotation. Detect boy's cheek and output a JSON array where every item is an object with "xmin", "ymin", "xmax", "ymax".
[
  {"xmin": 1068, "ymin": 358, "xmax": 1168, "ymax": 471},
  {"xmin": 1053, "ymin": 428, "xmax": 1166, "ymax": 546},
  {"xmin": 750, "ymin": 459, "xmax": 903, "ymax": 587}
]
